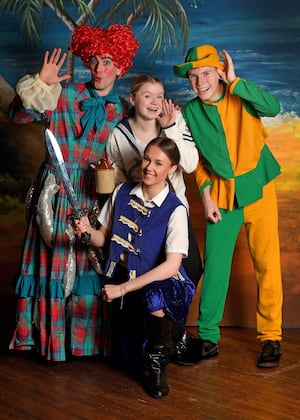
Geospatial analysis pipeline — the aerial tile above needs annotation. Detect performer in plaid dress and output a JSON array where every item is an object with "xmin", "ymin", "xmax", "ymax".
[{"xmin": 9, "ymin": 24, "xmax": 139, "ymax": 361}]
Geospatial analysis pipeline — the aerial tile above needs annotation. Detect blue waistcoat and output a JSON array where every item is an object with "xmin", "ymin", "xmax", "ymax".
[{"xmin": 104, "ymin": 182, "xmax": 186, "ymax": 279}]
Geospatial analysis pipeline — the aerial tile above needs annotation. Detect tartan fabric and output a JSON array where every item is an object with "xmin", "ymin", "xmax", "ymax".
[
  {"xmin": 69, "ymin": 294, "xmax": 102, "ymax": 357},
  {"xmin": 10, "ymin": 296, "xmax": 112, "ymax": 361},
  {"xmin": 11, "ymin": 82, "xmax": 128, "ymax": 284},
  {"xmin": 40, "ymin": 297, "xmax": 66, "ymax": 361},
  {"xmin": 9, "ymin": 82, "xmax": 127, "ymax": 361},
  {"xmin": 9, "ymin": 298, "xmax": 36, "ymax": 351}
]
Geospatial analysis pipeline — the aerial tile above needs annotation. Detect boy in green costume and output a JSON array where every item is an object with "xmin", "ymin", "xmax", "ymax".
[{"xmin": 174, "ymin": 44, "xmax": 283, "ymax": 368}]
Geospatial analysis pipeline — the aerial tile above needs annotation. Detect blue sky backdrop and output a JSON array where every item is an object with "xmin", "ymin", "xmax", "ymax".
[{"xmin": 0, "ymin": 0, "xmax": 299, "ymax": 116}]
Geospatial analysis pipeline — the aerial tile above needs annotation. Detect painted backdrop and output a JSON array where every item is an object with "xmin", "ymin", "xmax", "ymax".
[{"xmin": 0, "ymin": 0, "xmax": 299, "ymax": 329}]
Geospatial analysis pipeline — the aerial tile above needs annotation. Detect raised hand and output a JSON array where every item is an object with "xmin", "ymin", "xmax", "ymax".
[
  {"xmin": 218, "ymin": 49, "xmax": 236, "ymax": 85},
  {"xmin": 156, "ymin": 98, "xmax": 175, "ymax": 128},
  {"xmin": 39, "ymin": 48, "xmax": 71, "ymax": 85}
]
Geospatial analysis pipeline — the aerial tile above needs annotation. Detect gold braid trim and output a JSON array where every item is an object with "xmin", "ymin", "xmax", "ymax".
[
  {"xmin": 106, "ymin": 261, "xmax": 116, "ymax": 278},
  {"xmin": 129, "ymin": 270, "xmax": 136, "ymax": 280},
  {"xmin": 119, "ymin": 215, "xmax": 142, "ymax": 235},
  {"xmin": 111, "ymin": 234, "xmax": 140, "ymax": 255},
  {"xmin": 128, "ymin": 199, "xmax": 151, "ymax": 217}
]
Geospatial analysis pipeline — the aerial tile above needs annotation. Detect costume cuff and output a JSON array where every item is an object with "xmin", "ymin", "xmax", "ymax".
[
  {"xmin": 199, "ymin": 180, "xmax": 213, "ymax": 197},
  {"xmin": 162, "ymin": 122, "xmax": 176, "ymax": 130},
  {"xmin": 229, "ymin": 77, "xmax": 241, "ymax": 94},
  {"xmin": 16, "ymin": 73, "xmax": 62, "ymax": 112}
]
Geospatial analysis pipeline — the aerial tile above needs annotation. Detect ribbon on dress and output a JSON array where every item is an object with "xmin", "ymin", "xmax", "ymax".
[{"xmin": 80, "ymin": 88, "xmax": 121, "ymax": 139}]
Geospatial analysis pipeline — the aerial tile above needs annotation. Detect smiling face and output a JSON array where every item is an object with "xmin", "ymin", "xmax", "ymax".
[
  {"xmin": 141, "ymin": 144, "xmax": 177, "ymax": 194},
  {"xmin": 187, "ymin": 66, "xmax": 223, "ymax": 102},
  {"xmin": 129, "ymin": 81, "xmax": 164, "ymax": 120},
  {"xmin": 89, "ymin": 55, "xmax": 121, "ymax": 96}
]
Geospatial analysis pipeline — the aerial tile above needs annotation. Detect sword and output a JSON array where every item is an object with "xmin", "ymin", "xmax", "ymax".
[{"xmin": 45, "ymin": 128, "xmax": 91, "ymax": 244}]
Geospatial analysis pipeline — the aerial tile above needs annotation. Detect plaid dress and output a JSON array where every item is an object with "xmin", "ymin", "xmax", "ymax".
[{"xmin": 9, "ymin": 82, "xmax": 128, "ymax": 361}]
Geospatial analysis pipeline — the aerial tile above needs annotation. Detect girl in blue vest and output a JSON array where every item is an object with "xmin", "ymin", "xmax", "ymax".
[
  {"xmin": 106, "ymin": 74, "xmax": 203, "ymax": 364},
  {"xmin": 73, "ymin": 136, "xmax": 195, "ymax": 399}
]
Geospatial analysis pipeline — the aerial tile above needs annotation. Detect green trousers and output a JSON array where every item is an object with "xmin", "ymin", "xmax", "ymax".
[{"xmin": 197, "ymin": 181, "xmax": 283, "ymax": 343}]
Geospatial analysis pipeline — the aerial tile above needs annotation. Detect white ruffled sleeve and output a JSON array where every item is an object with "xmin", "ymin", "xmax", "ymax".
[{"xmin": 16, "ymin": 73, "xmax": 62, "ymax": 112}]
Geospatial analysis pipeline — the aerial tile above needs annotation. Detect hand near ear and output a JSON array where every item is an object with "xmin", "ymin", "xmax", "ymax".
[
  {"xmin": 156, "ymin": 99, "xmax": 175, "ymax": 128},
  {"xmin": 218, "ymin": 49, "xmax": 236, "ymax": 85}
]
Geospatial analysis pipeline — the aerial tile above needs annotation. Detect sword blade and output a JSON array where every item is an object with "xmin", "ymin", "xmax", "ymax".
[
  {"xmin": 44, "ymin": 129, "xmax": 91, "ymax": 243},
  {"xmin": 45, "ymin": 128, "xmax": 80, "ymax": 212}
]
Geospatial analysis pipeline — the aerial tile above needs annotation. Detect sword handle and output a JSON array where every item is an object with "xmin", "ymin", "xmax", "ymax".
[
  {"xmin": 80, "ymin": 231, "xmax": 92, "ymax": 245},
  {"xmin": 67, "ymin": 208, "xmax": 91, "ymax": 245}
]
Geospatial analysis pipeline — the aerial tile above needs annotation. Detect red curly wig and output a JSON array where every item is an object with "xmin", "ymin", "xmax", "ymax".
[{"xmin": 69, "ymin": 24, "xmax": 140, "ymax": 76}]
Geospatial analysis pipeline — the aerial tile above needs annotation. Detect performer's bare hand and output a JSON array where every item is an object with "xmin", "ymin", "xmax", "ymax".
[
  {"xmin": 73, "ymin": 216, "xmax": 91, "ymax": 237},
  {"xmin": 102, "ymin": 283, "xmax": 126, "ymax": 302},
  {"xmin": 218, "ymin": 49, "xmax": 236, "ymax": 85},
  {"xmin": 39, "ymin": 48, "xmax": 71, "ymax": 85},
  {"xmin": 202, "ymin": 188, "xmax": 222, "ymax": 223},
  {"xmin": 203, "ymin": 199, "xmax": 222, "ymax": 223},
  {"xmin": 156, "ymin": 99, "xmax": 175, "ymax": 128}
]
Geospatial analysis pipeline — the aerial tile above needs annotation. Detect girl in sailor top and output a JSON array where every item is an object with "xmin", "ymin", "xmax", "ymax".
[{"xmin": 73, "ymin": 137, "xmax": 195, "ymax": 399}]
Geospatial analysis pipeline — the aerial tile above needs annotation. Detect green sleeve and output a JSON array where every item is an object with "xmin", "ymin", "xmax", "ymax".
[{"xmin": 231, "ymin": 78, "xmax": 280, "ymax": 118}]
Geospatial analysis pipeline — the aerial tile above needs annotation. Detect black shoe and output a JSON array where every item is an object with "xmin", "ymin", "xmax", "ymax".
[
  {"xmin": 257, "ymin": 340, "xmax": 282, "ymax": 368},
  {"xmin": 199, "ymin": 340, "xmax": 219, "ymax": 359},
  {"xmin": 170, "ymin": 331, "xmax": 196, "ymax": 366},
  {"xmin": 171, "ymin": 335, "xmax": 218, "ymax": 366}
]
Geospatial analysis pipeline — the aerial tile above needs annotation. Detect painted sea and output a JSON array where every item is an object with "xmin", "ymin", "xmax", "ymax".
[{"xmin": 0, "ymin": 0, "xmax": 299, "ymax": 117}]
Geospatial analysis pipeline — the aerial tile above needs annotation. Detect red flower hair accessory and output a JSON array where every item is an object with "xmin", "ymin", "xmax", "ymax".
[{"xmin": 69, "ymin": 24, "xmax": 140, "ymax": 76}]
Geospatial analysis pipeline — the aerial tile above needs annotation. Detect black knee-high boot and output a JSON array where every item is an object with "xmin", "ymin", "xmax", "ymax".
[{"xmin": 145, "ymin": 314, "xmax": 172, "ymax": 399}]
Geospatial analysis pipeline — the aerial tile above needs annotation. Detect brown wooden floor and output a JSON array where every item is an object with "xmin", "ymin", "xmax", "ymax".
[{"xmin": 0, "ymin": 326, "xmax": 299, "ymax": 419}]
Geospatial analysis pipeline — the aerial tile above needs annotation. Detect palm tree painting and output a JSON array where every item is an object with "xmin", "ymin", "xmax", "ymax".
[{"xmin": 0, "ymin": 0, "xmax": 189, "ymax": 79}]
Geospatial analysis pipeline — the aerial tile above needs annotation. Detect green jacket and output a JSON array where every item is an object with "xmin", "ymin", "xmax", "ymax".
[{"xmin": 182, "ymin": 77, "xmax": 281, "ymax": 209}]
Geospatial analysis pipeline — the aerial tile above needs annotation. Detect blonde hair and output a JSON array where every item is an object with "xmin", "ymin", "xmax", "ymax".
[{"xmin": 130, "ymin": 74, "xmax": 163, "ymax": 95}]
